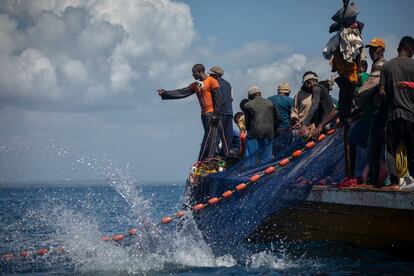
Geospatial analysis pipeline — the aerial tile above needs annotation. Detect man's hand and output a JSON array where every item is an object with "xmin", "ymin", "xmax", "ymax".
[
  {"xmin": 395, "ymin": 82, "xmax": 409, "ymax": 89},
  {"xmin": 157, "ymin": 89, "xmax": 166, "ymax": 96},
  {"xmin": 211, "ymin": 113, "xmax": 220, "ymax": 126}
]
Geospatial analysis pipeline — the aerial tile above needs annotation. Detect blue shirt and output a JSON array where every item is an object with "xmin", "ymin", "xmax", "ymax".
[{"xmin": 267, "ymin": 94, "xmax": 293, "ymax": 128}]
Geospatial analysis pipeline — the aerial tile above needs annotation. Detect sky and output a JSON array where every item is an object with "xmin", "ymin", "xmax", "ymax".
[{"xmin": 0, "ymin": 0, "xmax": 413, "ymax": 184}]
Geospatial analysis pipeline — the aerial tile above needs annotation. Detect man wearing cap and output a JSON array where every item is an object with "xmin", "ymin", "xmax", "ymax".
[
  {"xmin": 243, "ymin": 86, "xmax": 280, "ymax": 162},
  {"xmin": 157, "ymin": 63, "xmax": 222, "ymax": 161},
  {"xmin": 268, "ymin": 82, "xmax": 294, "ymax": 136},
  {"xmin": 300, "ymin": 71, "xmax": 335, "ymax": 136},
  {"xmin": 353, "ymin": 37, "xmax": 388, "ymax": 186},
  {"xmin": 209, "ymin": 66, "xmax": 233, "ymax": 158}
]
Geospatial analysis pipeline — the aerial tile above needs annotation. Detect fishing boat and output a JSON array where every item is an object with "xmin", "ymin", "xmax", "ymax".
[{"xmin": 185, "ymin": 129, "xmax": 414, "ymax": 253}]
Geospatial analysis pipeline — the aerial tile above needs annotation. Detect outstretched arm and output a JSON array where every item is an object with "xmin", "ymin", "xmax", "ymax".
[{"xmin": 157, "ymin": 85, "xmax": 194, "ymax": 100}]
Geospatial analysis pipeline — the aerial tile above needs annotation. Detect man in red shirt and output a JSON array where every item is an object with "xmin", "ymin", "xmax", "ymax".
[{"xmin": 157, "ymin": 64, "xmax": 222, "ymax": 161}]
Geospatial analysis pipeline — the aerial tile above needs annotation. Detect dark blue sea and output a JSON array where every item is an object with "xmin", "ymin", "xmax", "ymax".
[{"xmin": 1, "ymin": 182, "xmax": 414, "ymax": 275}]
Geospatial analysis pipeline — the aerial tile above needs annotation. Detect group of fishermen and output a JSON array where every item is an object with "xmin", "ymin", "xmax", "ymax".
[{"xmin": 157, "ymin": 35, "xmax": 414, "ymax": 189}]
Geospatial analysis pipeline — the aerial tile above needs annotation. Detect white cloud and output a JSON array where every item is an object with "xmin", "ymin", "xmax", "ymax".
[{"xmin": 0, "ymin": 0, "xmax": 195, "ymax": 110}]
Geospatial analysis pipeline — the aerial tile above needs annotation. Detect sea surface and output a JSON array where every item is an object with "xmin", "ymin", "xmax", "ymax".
[{"xmin": 1, "ymin": 182, "xmax": 414, "ymax": 275}]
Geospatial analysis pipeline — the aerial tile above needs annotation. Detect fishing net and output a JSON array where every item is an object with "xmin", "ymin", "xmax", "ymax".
[{"xmin": 186, "ymin": 129, "xmax": 368, "ymax": 253}]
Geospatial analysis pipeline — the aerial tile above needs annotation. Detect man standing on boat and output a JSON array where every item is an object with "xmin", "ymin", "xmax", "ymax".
[
  {"xmin": 268, "ymin": 82, "xmax": 293, "ymax": 136},
  {"xmin": 157, "ymin": 64, "xmax": 222, "ymax": 161},
  {"xmin": 243, "ymin": 86, "xmax": 280, "ymax": 162},
  {"xmin": 353, "ymin": 37, "xmax": 387, "ymax": 187},
  {"xmin": 380, "ymin": 36, "xmax": 414, "ymax": 187},
  {"xmin": 208, "ymin": 66, "xmax": 233, "ymax": 158}
]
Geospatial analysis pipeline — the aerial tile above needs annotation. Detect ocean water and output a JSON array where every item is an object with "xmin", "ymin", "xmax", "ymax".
[{"xmin": 1, "ymin": 183, "xmax": 414, "ymax": 275}]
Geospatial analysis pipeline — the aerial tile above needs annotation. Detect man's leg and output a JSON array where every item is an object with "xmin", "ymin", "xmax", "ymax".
[
  {"xmin": 245, "ymin": 138, "xmax": 259, "ymax": 158},
  {"xmin": 386, "ymin": 119, "xmax": 404, "ymax": 185},
  {"xmin": 218, "ymin": 115, "xmax": 233, "ymax": 157},
  {"xmin": 402, "ymin": 119, "xmax": 414, "ymax": 178},
  {"xmin": 367, "ymin": 103, "xmax": 387, "ymax": 186},
  {"xmin": 198, "ymin": 114, "xmax": 219, "ymax": 161}
]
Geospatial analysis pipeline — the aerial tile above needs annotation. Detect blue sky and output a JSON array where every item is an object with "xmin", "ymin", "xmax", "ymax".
[{"xmin": 0, "ymin": 0, "xmax": 413, "ymax": 184}]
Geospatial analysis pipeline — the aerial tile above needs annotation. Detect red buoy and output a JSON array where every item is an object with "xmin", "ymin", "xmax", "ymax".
[
  {"xmin": 265, "ymin": 166, "xmax": 276, "ymax": 174},
  {"xmin": 306, "ymin": 141, "xmax": 316, "ymax": 149},
  {"xmin": 161, "ymin": 216, "xmax": 173, "ymax": 224},
  {"xmin": 236, "ymin": 183, "xmax": 247, "ymax": 191},
  {"xmin": 101, "ymin": 236, "xmax": 110, "ymax": 241},
  {"xmin": 176, "ymin": 210, "xmax": 186, "ymax": 218},
  {"xmin": 37, "ymin": 248, "xmax": 49, "ymax": 256},
  {"xmin": 2, "ymin": 253, "xmax": 14, "ymax": 261},
  {"xmin": 292, "ymin": 150, "xmax": 302, "ymax": 158},
  {"xmin": 279, "ymin": 158, "xmax": 290, "ymax": 167},
  {"xmin": 193, "ymin": 203, "xmax": 205, "ymax": 211},
  {"xmin": 208, "ymin": 197, "xmax": 220, "ymax": 205},
  {"xmin": 317, "ymin": 134, "xmax": 326, "ymax": 142},
  {"xmin": 222, "ymin": 190, "xmax": 233, "ymax": 198},
  {"xmin": 128, "ymin": 228, "xmax": 138, "ymax": 236},
  {"xmin": 326, "ymin": 128, "xmax": 336, "ymax": 135},
  {"xmin": 112, "ymin": 234, "xmax": 124, "ymax": 242},
  {"xmin": 250, "ymin": 174, "xmax": 261, "ymax": 182},
  {"xmin": 20, "ymin": 251, "xmax": 30, "ymax": 257}
]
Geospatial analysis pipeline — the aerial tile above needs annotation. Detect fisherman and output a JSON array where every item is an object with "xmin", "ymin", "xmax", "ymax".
[
  {"xmin": 234, "ymin": 111, "xmax": 247, "ymax": 157},
  {"xmin": 291, "ymin": 73, "xmax": 313, "ymax": 129},
  {"xmin": 157, "ymin": 64, "xmax": 222, "ymax": 161},
  {"xmin": 208, "ymin": 66, "xmax": 233, "ymax": 157},
  {"xmin": 268, "ymin": 82, "xmax": 293, "ymax": 136},
  {"xmin": 380, "ymin": 36, "xmax": 414, "ymax": 187},
  {"xmin": 352, "ymin": 38, "xmax": 388, "ymax": 187},
  {"xmin": 243, "ymin": 86, "xmax": 280, "ymax": 162},
  {"xmin": 300, "ymin": 72, "xmax": 335, "ymax": 137}
]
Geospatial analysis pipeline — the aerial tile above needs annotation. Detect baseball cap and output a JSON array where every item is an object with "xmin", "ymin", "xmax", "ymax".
[
  {"xmin": 278, "ymin": 82, "xmax": 292, "ymax": 93},
  {"xmin": 365, "ymin": 38, "xmax": 386, "ymax": 48},
  {"xmin": 248, "ymin": 86, "xmax": 261, "ymax": 96},
  {"xmin": 208, "ymin": 65, "xmax": 224, "ymax": 76}
]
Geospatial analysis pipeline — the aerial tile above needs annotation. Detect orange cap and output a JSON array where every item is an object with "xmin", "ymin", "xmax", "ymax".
[{"xmin": 365, "ymin": 38, "xmax": 385, "ymax": 49}]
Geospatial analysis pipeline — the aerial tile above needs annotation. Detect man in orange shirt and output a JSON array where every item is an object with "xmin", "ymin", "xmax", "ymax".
[{"xmin": 157, "ymin": 64, "xmax": 222, "ymax": 161}]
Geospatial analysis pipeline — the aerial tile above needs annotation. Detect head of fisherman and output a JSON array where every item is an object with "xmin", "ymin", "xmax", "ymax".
[
  {"xmin": 397, "ymin": 36, "xmax": 414, "ymax": 58},
  {"xmin": 247, "ymin": 86, "xmax": 261, "ymax": 100},
  {"xmin": 365, "ymin": 38, "xmax": 385, "ymax": 63},
  {"xmin": 277, "ymin": 82, "xmax": 291, "ymax": 96},
  {"xmin": 302, "ymin": 71, "xmax": 318, "ymax": 91},
  {"xmin": 192, "ymin": 64, "xmax": 206, "ymax": 81},
  {"xmin": 208, "ymin": 66, "xmax": 224, "ymax": 80}
]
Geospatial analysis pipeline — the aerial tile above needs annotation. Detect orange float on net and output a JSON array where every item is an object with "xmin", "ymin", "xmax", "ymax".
[
  {"xmin": 193, "ymin": 203, "xmax": 205, "ymax": 211},
  {"xmin": 250, "ymin": 174, "xmax": 261, "ymax": 182},
  {"xmin": 222, "ymin": 190, "xmax": 233, "ymax": 198},
  {"xmin": 265, "ymin": 166, "xmax": 276, "ymax": 174},
  {"xmin": 208, "ymin": 197, "xmax": 220, "ymax": 205},
  {"xmin": 292, "ymin": 150, "xmax": 302, "ymax": 158},
  {"xmin": 317, "ymin": 134, "xmax": 326, "ymax": 142},
  {"xmin": 279, "ymin": 158, "xmax": 290, "ymax": 167},
  {"xmin": 37, "ymin": 248, "xmax": 49, "ymax": 256},
  {"xmin": 2, "ymin": 253, "xmax": 14, "ymax": 261},
  {"xmin": 306, "ymin": 141, "xmax": 316, "ymax": 149},
  {"xmin": 236, "ymin": 183, "xmax": 247, "ymax": 191},
  {"xmin": 326, "ymin": 128, "xmax": 336, "ymax": 135},
  {"xmin": 112, "ymin": 234, "xmax": 124, "ymax": 242},
  {"xmin": 20, "ymin": 251, "xmax": 30, "ymax": 257},
  {"xmin": 101, "ymin": 236, "xmax": 110, "ymax": 241},
  {"xmin": 128, "ymin": 228, "xmax": 138, "ymax": 236},
  {"xmin": 161, "ymin": 216, "xmax": 173, "ymax": 224},
  {"xmin": 176, "ymin": 210, "xmax": 186, "ymax": 218}
]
